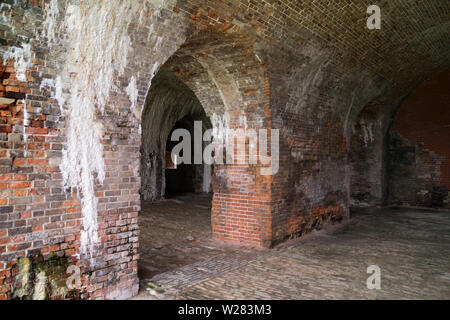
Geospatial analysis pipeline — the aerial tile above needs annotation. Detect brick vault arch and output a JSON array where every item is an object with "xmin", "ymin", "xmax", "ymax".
[{"xmin": 0, "ymin": 0, "xmax": 449, "ymax": 300}]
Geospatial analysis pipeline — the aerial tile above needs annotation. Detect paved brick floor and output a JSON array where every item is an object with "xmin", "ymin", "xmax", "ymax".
[{"xmin": 135, "ymin": 195, "xmax": 450, "ymax": 300}]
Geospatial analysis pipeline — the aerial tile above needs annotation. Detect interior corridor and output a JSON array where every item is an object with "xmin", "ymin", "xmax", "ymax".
[{"xmin": 135, "ymin": 207, "xmax": 450, "ymax": 300}]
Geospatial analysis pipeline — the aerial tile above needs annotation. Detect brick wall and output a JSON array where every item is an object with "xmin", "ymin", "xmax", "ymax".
[{"xmin": 349, "ymin": 104, "xmax": 387, "ymax": 207}]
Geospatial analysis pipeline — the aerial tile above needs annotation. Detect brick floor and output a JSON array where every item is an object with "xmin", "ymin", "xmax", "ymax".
[{"xmin": 135, "ymin": 198, "xmax": 450, "ymax": 300}]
